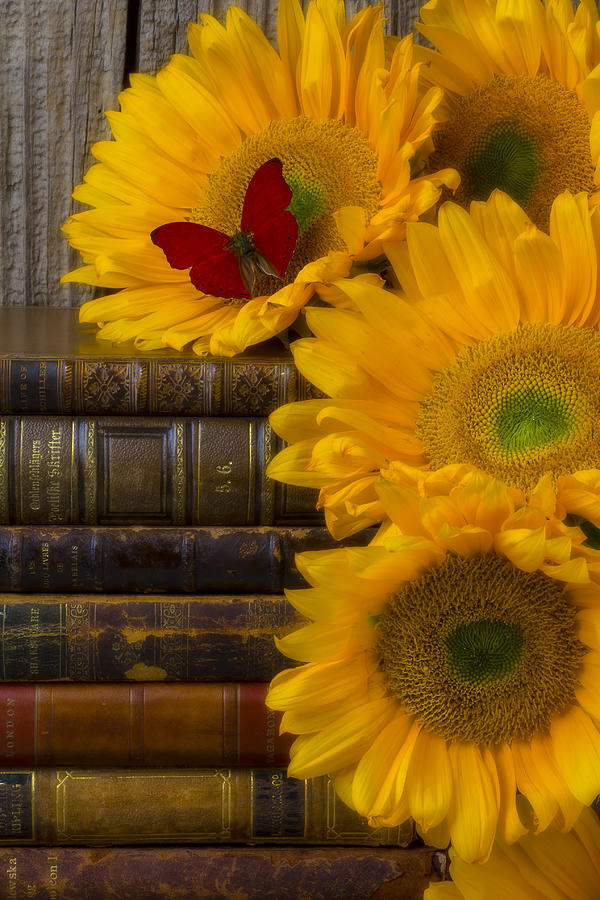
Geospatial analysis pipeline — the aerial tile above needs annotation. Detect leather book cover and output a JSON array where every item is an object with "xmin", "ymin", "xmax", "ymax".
[
  {"xmin": 0, "ymin": 415, "xmax": 319, "ymax": 526},
  {"xmin": 0, "ymin": 593, "xmax": 305, "ymax": 681},
  {"xmin": 0, "ymin": 524, "xmax": 373, "ymax": 593},
  {"xmin": 0, "ymin": 307, "xmax": 323, "ymax": 416},
  {"xmin": 0, "ymin": 683, "xmax": 292, "ymax": 767},
  {"xmin": 0, "ymin": 846, "xmax": 441, "ymax": 899},
  {"xmin": 0, "ymin": 768, "xmax": 415, "ymax": 847}
]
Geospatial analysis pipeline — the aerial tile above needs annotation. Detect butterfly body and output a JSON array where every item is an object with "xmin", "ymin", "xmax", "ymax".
[{"xmin": 151, "ymin": 159, "xmax": 298, "ymax": 300}]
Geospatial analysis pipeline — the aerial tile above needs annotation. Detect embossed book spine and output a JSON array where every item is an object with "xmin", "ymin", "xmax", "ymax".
[
  {"xmin": 0, "ymin": 683, "xmax": 292, "ymax": 767},
  {"xmin": 0, "ymin": 525, "xmax": 371, "ymax": 593},
  {"xmin": 0, "ymin": 415, "xmax": 318, "ymax": 526},
  {"xmin": 0, "ymin": 307, "xmax": 322, "ymax": 416},
  {"xmin": 0, "ymin": 593, "xmax": 304, "ymax": 681},
  {"xmin": 0, "ymin": 768, "xmax": 415, "ymax": 846},
  {"xmin": 0, "ymin": 846, "xmax": 440, "ymax": 899}
]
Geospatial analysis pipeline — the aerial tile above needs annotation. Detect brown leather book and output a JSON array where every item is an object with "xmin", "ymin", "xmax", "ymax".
[
  {"xmin": 0, "ymin": 846, "xmax": 442, "ymax": 899},
  {"xmin": 0, "ymin": 593, "xmax": 304, "ymax": 681},
  {"xmin": 0, "ymin": 683, "xmax": 292, "ymax": 767},
  {"xmin": 0, "ymin": 768, "xmax": 415, "ymax": 847},
  {"xmin": 0, "ymin": 414, "xmax": 318, "ymax": 526},
  {"xmin": 0, "ymin": 307, "xmax": 321, "ymax": 416},
  {"xmin": 0, "ymin": 524, "xmax": 372, "ymax": 593}
]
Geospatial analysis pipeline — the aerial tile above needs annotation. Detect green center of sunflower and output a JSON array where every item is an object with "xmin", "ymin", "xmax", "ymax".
[
  {"xmin": 495, "ymin": 388, "xmax": 572, "ymax": 453},
  {"xmin": 427, "ymin": 74, "xmax": 594, "ymax": 231},
  {"xmin": 445, "ymin": 619, "xmax": 525, "ymax": 684},
  {"xmin": 463, "ymin": 121, "xmax": 540, "ymax": 209},
  {"xmin": 285, "ymin": 170, "xmax": 327, "ymax": 233},
  {"xmin": 377, "ymin": 553, "xmax": 584, "ymax": 743},
  {"xmin": 192, "ymin": 116, "xmax": 381, "ymax": 300},
  {"xmin": 416, "ymin": 322, "xmax": 600, "ymax": 493}
]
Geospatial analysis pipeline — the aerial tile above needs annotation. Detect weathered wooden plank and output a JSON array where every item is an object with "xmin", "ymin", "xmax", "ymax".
[
  {"xmin": 136, "ymin": 0, "xmax": 423, "ymax": 73},
  {"xmin": 0, "ymin": 0, "xmax": 128, "ymax": 307}
]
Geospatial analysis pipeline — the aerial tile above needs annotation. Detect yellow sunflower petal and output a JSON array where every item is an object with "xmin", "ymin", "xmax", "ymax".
[
  {"xmin": 287, "ymin": 696, "xmax": 395, "ymax": 778},
  {"xmin": 406, "ymin": 728, "xmax": 453, "ymax": 832},
  {"xmin": 493, "ymin": 743, "xmax": 529, "ymax": 844},
  {"xmin": 351, "ymin": 713, "xmax": 421, "ymax": 821},
  {"xmin": 445, "ymin": 743, "xmax": 500, "ymax": 863},
  {"xmin": 550, "ymin": 704, "xmax": 600, "ymax": 804}
]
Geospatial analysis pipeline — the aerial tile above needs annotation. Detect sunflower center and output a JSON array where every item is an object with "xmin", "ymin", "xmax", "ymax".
[
  {"xmin": 377, "ymin": 553, "xmax": 584, "ymax": 743},
  {"xmin": 416, "ymin": 323, "xmax": 600, "ymax": 494},
  {"xmin": 427, "ymin": 74, "xmax": 594, "ymax": 230},
  {"xmin": 463, "ymin": 121, "xmax": 540, "ymax": 209},
  {"xmin": 192, "ymin": 117, "xmax": 381, "ymax": 300},
  {"xmin": 445, "ymin": 619, "xmax": 525, "ymax": 684}
]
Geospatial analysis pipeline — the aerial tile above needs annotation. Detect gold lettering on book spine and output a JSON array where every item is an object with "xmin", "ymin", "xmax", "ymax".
[{"xmin": 0, "ymin": 421, "xmax": 8, "ymax": 522}]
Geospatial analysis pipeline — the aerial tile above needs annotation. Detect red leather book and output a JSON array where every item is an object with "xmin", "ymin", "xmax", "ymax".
[
  {"xmin": 0, "ymin": 846, "xmax": 441, "ymax": 899},
  {"xmin": 0, "ymin": 682, "xmax": 292, "ymax": 766}
]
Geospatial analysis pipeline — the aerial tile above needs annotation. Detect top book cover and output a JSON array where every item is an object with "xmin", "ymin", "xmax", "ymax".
[{"xmin": 0, "ymin": 308, "xmax": 321, "ymax": 416}]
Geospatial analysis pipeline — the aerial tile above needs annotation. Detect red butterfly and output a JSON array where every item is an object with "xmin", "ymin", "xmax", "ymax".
[{"xmin": 151, "ymin": 158, "xmax": 298, "ymax": 300}]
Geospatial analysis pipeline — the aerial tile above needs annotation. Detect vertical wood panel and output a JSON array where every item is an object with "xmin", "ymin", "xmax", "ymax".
[
  {"xmin": 0, "ymin": 0, "xmax": 129, "ymax": 307},
  {"xmin": 136, "ymin": 0, "xmax": 423, "ymax": 73}
]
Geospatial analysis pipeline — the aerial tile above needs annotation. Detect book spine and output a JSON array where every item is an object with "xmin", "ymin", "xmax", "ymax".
[
  {"xmin": 0, "ymin": 683, "xmax": 292, "ymax": 767},
  {"xmin": 0, "ymin": 525, "xmax": 371, "ymax": 593},
  {"xmin": 0, "ymin": 594, "xmax": 304, "ymax": 681},
  {"xmin": 0, "ymin": 768, "xmax": 415, "ymax": 847},
  {"xmin": 3, "ymin": 356, "xmax": 321, "ymax": 416},
  {"xmin": 0, "ymin": 415, "xmax": 318, "ymax": 527},
  {"xmin": 0, "ymin": 846, "xmax": 439, "ymax": 899}
]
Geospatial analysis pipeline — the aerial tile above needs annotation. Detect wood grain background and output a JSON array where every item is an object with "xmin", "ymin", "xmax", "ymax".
[{"xmin": 1, "ymin": 0, "xmax": 422, "ymax": 308}]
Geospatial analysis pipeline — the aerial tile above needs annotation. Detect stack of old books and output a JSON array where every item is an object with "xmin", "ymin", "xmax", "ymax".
[{"xmin": 0, "ymin": 307, "xmax": 439, "ymax": 898}]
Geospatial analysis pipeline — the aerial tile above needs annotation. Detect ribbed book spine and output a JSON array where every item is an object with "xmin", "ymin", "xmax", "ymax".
[
  {"xmin": 0, "ymin": 306, "xmax": 322, "ymax": 416},
  {"xmin": 0, "ymin": 683, "xmax": 292, "ymax": 767},
  {"xmin": 0, "ymin": 415, "xmax": 318, "ymax": 526},
  {"xmin": 0, "ymin": 594, "xmax": 304, "ymax": 681},
  {"xmin": 0, "ymin": 846, "xmax": 439, "ymax": 899},
  {"xmin": 3, "ymin": 353, "xmax": 322, "ymax": 416},
  {"xmin": 0, "ymin": 768, "xmax": 415, "ymax": 846},
  {"xmin": 0, "ymin": 525, "xmax": 371, "ymax": 593}
]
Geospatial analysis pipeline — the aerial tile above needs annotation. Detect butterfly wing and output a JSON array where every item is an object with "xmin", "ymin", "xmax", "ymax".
[
  {"xmin": 151, "ymin": 222, "xmax": 227, "ymax": 269},
  {"xmin": 252, "ymin": 211, "xmax": 299, "ymax": 279},
  {"xmin": 241, "ymin": 158, "xmax": 293, "ymax": 234},
  {"xmin": 190, "ymin": 253, "xmax": 251, "ymax": 300},
  {"xmin": 241, "ymin": 159, "xmax": 298, "ymax": 279},
  {"xmin": 152, "ymin": 221, "xmax": 250, "ymax": 299}
]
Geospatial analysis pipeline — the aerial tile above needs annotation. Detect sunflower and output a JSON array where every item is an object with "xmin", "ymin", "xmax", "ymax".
[
  {"xmin": 267, "ymin": 189, "xmax": 600, "ymax": 538},
  {"xmin": 425, "ymin": 805, "xmax": 600, "ymax": 900},
  {"xmin": 413, "ymin": 0, "xmax": 600, "ymax": 231},
  {"xmin": 266, "ymin": 471, "xmax": 600, "ymax": 863},
  {"xmin": 60, "ymin": 0, "xmax": 456, "ymax": 358}
]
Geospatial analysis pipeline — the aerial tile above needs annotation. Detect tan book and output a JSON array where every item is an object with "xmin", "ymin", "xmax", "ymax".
[{"xmin": 0, "ymin": 768, "xmax": 415, "ymax": 847}]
